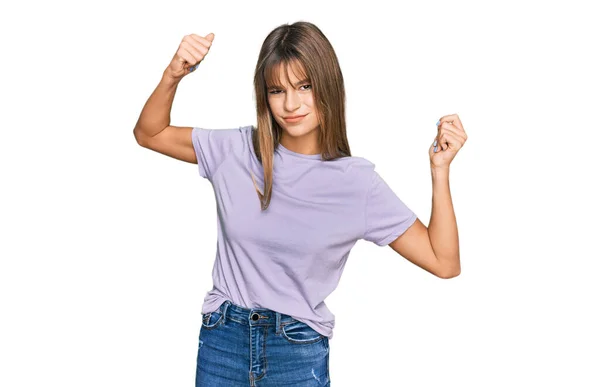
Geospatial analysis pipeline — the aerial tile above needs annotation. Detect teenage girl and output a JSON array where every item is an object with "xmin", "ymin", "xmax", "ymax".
[{"xmin": 133, "ymin": 21, "xmax": 467, "ymax": 387}]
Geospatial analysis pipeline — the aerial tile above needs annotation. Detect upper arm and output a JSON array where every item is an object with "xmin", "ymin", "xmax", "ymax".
[
  {"xmin": 134, "ymin": 125, "xmax": 197, "ymax": 164},
  {"xmin": 388, "ymin": 218, "xmax": 452, "ymax": 278}
]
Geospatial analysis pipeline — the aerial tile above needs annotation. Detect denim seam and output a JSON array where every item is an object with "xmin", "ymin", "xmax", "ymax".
[
  {"xmin": 252, "ymin": 326, "xmax": 268, "ymax": 382},
  {"xmin": 281, "ymin": 325, "xmax": 326, "ymax": 344}
]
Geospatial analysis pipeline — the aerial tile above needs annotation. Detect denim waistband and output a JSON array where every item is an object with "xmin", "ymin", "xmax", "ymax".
[{"xmin": 214, "ymin": 300, "xmax": 299, "ymax": 327}]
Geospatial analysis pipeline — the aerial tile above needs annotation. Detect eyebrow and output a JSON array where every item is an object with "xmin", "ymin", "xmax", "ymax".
[{"xmin": 268, "ymin": 78, "xmax": 310, "ymax": 90}]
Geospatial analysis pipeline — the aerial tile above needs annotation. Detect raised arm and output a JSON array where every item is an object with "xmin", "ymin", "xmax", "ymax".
[{"xmin": 133, "ymin": 33, "xmax": 215, "ymax": 163}]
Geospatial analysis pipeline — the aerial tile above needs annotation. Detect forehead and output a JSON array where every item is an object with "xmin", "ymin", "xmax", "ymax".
[{"xmin": 266, "ymin": 59, "xmax": 309, "ymax": 87}]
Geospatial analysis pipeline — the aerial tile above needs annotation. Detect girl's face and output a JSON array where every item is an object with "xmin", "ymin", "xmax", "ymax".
[{"xmin": 267, "ymin": 62, "xmax": 320, "ymax": 139}]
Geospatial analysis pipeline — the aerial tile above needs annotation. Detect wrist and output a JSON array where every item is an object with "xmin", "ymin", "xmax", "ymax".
[
  {"xmin": 162, "ymin": 70, "xmax": 182, "ymax": 87},
  {"xmin": 430, "ymin": 165, "xmax": 450, "ymax": 179}
]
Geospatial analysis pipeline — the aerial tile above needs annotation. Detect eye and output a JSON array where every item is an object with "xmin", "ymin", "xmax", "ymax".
[{"xmin": 268, "ymin": 84, "xmax": 312, "ymax": 95}]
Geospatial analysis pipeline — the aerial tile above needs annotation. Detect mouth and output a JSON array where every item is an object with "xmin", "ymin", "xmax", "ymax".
[{"xmin": 283, "ymin": 113, "xmax": 308, "ymax": 123}]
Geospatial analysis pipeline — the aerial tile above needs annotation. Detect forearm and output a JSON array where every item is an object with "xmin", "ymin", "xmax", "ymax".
[
  {"xmin": 428, "ymin": 166, "xmax": 461, "ymax": 277},
  {"xmin": 133, "ymin": 70, "xmax": 181, "ymax": 139}
]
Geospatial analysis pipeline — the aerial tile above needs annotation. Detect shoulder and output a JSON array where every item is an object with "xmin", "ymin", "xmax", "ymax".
[
  {"xmin": 192, "ymin": 125, "xmax": 252, "ymax": 152},
  {"xmin": 339, "ymin": 157, "xmax": 403, "ymax": 203},
  {"xmin": 331, "ymin": 155, "xmax": 377, "ymax": 184},
  {"xmin": 191, "ymin": 125, "xmax": 253, "ymax": 179},
  {"xmin": 192, "ymin": 124, "xmax": 250, "ymax": 141}
]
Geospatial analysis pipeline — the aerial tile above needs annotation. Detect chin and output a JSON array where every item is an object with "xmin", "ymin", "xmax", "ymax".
[
  {"xmin": 280, "ymin": 122, "xmax": 319, "ymax": 137},
  {"xmin": 283, "ymin": 126, "xmax": 307, "ymax": 136}
]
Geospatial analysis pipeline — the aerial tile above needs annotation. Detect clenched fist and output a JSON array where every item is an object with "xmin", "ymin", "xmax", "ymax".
[{"xmin": 165, "ymin": 33, "xmax": 215, "ymax": 81}]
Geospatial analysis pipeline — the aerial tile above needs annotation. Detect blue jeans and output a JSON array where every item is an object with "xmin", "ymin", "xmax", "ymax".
[{"xmin": 196, "ymin": 300, "xmax": 331, "ymax": 386}]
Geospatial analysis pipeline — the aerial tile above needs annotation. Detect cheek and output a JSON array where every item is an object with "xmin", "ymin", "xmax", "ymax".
[
  {"xmin": 267, "ymin": 99, "xmax": 279, "ymax": 114},
  {"xmin": 304, "ymin": 94, "xmax": 314, "ymax": 107},
  {"xmin": 305, "ymin": 96, "xmax": 317, "ymax": 116}
]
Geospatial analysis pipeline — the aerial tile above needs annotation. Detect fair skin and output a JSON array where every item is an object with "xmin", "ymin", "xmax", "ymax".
[
  {"xmin": 266, "ymin": 62, "xmax": 321, "ymax": 155},
  {"xmin": 387, "ymin": 114, "xmax": 466, "ymax": 279}
]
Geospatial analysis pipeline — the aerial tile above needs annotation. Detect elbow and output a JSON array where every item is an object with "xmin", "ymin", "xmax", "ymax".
[
  {"xmin": 133, "ymin": 127, "xmax": 147, "ymax": 147},
  {"xmin": 439, "ymin": 269, "xmax": 461, "ymax": 279},
  {"xmin": 133, "ymin": 127, "xmax": 142, "ymax": 145},
  {"xmin": 437, "ymin": 262, "xmax": 461, "ymax": 279}
]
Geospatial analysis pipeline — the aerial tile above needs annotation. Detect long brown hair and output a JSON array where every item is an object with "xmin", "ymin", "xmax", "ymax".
[{"xmin": 251, "ymin": 21, "xmax": 351, "ymax": 211}]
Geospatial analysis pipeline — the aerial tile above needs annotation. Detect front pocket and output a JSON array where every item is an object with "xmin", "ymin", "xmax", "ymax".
[
  {"xmin": 201, "ymin": 311, "xmax": 224, "ymax": 329},
  {"xmin": 281, "ymin": 320, "xmax": 325, "ymax": 344}
]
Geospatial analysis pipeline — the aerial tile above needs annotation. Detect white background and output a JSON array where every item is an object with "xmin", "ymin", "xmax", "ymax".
[{"xmin": 1, "ymin": 0, "xmax": 598, "ymax": 386}]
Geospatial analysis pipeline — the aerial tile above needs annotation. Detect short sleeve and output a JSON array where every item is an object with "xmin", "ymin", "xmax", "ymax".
[
  {"xmin": 363, "ymin": 170, "xmax": 418, "ymax": 246},
  {"xmin": 191, "ymin": 127, "xmax": 243, "ymax": 180}
]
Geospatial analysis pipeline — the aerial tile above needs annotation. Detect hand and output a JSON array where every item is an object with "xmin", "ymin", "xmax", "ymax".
[
  {"xmin": 429, "ymin": 113, "xmax": 468, "ymax": 169},
  {"xmin": 165, "ymin": 33, "xmax": 215, "ymax": 81}
]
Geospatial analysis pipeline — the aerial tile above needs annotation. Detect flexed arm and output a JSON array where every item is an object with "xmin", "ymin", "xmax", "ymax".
[{"xmin": 133, "ymin": 33, "xmax": 215, "ymax": 163}]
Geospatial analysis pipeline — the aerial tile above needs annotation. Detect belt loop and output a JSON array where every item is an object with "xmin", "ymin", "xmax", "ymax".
[
  {"xmin": 276, "ymin": 312, "xmax": 281, "ymax": 334},
  {"xmin": 222, "ymin": 301, "xmax": 230, "ymax": 322}
]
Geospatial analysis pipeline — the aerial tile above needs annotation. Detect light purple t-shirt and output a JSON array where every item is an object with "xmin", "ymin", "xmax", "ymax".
[{"xmin": 192, "ymin": 125, "xmax": 417, "ymax": 340}]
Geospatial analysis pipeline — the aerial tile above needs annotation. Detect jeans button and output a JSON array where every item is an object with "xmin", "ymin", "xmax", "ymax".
[{"xmin": 251, "ymin": 313, "xmax": 259, "ymax": 321}]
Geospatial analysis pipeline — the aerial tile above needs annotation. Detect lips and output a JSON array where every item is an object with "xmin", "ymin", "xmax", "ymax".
[{"xmin": 283, "ymin": 113, "xmax": 308, "ymax": 123}]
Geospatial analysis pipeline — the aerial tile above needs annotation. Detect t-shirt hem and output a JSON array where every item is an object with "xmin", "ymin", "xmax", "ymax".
[{"xmin": 376, "ymin": 212, "xmax": 418, "ymax": 246}]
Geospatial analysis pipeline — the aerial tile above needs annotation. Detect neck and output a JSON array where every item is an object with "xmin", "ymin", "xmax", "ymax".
[{"xmin": 280, "ymin": 128, "xmax": 321, "ymax": 155}]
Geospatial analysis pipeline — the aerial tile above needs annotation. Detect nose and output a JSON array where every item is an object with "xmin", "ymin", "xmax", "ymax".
[{"xmin": 284, "ymin": 90, "xmax": 301, "ymax": 112}]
